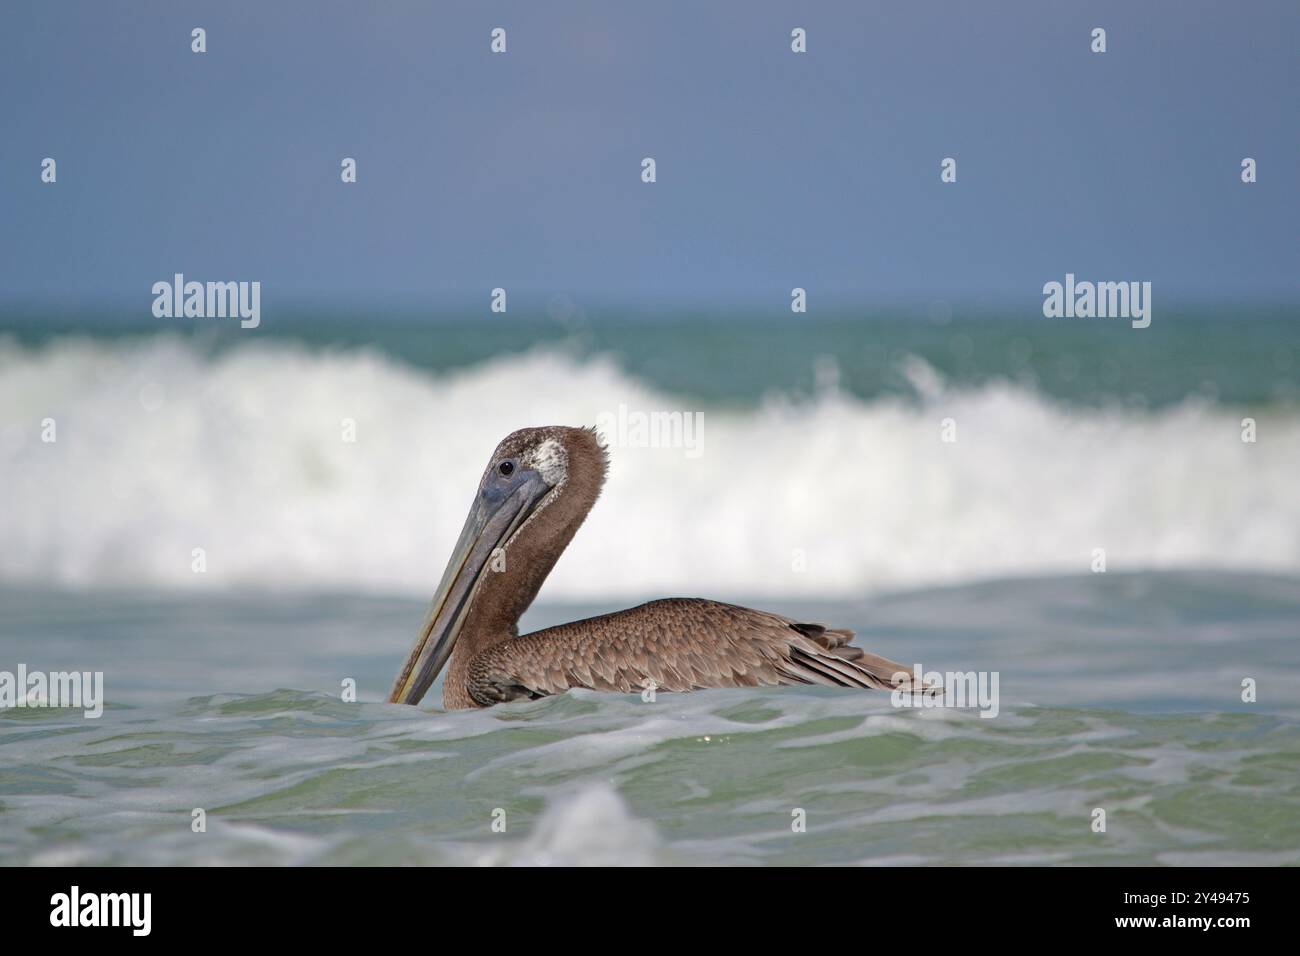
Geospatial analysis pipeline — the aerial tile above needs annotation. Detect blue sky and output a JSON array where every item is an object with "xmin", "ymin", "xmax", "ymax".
[{"xmin": 2, "ymin": 0, "xmax": 1296, "ymax": 313}]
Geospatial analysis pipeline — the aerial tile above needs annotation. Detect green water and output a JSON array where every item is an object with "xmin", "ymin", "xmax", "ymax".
[
  {"xmin": 4, "ymin": 691, "xmax": 1297, "ymax": 866},
  {"xmin": 3, "ymin": 574, "xmax": 1298, "ymax": 866},
  {"xmin": 3, "ymin": 307, "xmax": 1296, "ymax": 409}
]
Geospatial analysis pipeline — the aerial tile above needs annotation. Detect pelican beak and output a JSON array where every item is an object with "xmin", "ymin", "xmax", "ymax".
[{"xmin": 388, "ymin": 469, "xmax": 552, "ymax": 706}]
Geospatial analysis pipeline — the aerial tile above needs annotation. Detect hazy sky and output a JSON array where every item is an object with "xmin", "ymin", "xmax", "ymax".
[{"xmin": 2, "ymin": 0, "xmax": 1296, "ymax": 313}]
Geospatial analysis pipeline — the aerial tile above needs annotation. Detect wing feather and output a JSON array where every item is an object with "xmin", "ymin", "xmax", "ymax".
[{"xmin": 466, "ymin": 598, "xmax": 915, "ymax": 705}]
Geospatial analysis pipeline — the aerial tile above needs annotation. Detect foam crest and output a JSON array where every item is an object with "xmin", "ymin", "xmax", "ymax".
[{"xmin": 2, "ymin": 334, "xmax": 1297, "ymax": 597}]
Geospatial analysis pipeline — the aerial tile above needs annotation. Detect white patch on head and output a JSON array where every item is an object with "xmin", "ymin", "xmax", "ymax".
[{"xmin": 528, "ymin": 437, "xmax": 569, "ymax": 485}]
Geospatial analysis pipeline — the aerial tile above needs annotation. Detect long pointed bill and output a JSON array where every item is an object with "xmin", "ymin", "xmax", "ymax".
[{"xmin": 388, "ymin": 471, "xmax": 551, "ymax": 705}]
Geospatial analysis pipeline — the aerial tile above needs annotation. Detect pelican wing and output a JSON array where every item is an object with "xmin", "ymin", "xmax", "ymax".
[{"xmin": 463, "ymin": 598, "xmax": 915, "ymax": 706}]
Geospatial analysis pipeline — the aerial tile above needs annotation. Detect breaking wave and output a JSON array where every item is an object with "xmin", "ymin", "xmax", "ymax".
[{"xmin": 1, "ymin": 333, "xmax": 1297, "ymax": 598}]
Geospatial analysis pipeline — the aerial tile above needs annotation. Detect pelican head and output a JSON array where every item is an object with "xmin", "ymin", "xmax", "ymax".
[{"xmin": 388, "ymin": 426, "xmax": 607, "ymax": 706}]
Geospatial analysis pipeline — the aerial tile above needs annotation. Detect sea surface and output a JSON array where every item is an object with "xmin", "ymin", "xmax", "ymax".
[
  {"xmin": 2, "ymin": 575, "xmax": 1299, "ymax": 866},
  {"xmin": 1, "ymin": 310, "xmax": 1298, "ymax": 865}
]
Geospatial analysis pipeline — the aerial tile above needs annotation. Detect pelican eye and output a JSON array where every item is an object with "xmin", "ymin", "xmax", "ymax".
[{"xmin": 498, "ymin": 460, "xmax": 515, "ymax": 477}]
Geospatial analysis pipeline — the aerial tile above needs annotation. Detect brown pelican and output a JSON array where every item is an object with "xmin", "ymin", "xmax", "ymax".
[{"xmin": 389, "ymin": 426, "xmax": 918, "ymax": 710}]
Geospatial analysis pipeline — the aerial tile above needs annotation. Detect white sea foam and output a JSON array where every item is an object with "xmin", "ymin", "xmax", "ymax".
[{"xmin": 2, "ymin": 334, "xmax": 1297, "ymax": 598}]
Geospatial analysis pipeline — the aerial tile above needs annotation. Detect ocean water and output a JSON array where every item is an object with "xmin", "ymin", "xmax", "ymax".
[
  {"xmin": 1, "ymin": 311, "xmax": 1297, "ymax": 598},
  {"xmin": 2, "ymin": 576, "xmax": 1299, "ymax": 866},
  {"xmin": 1, "ymin": 311, "xmax": 1298, "ymax": 865}
]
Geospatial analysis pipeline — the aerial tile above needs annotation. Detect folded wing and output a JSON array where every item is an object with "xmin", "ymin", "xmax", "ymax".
[{"xmin": 465, "ymin": 597, "xmax": 920, "ymax": 706}]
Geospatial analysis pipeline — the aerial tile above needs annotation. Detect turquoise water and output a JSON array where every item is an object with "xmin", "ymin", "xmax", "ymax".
[
  {"xmin": 3, "ymin": 308, "xmax": 1297, "ymax": 409},
  {"xmin": 2, "ymin": 315, "xmax": 1297, "ymax": 598},
  {"xmin": 2, "ymin": 574, "xmax": 1298, "ymax": 866},
  {"xmin": 1, "ymin": 311, "xmax": 1297, "ymax": 864}
]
